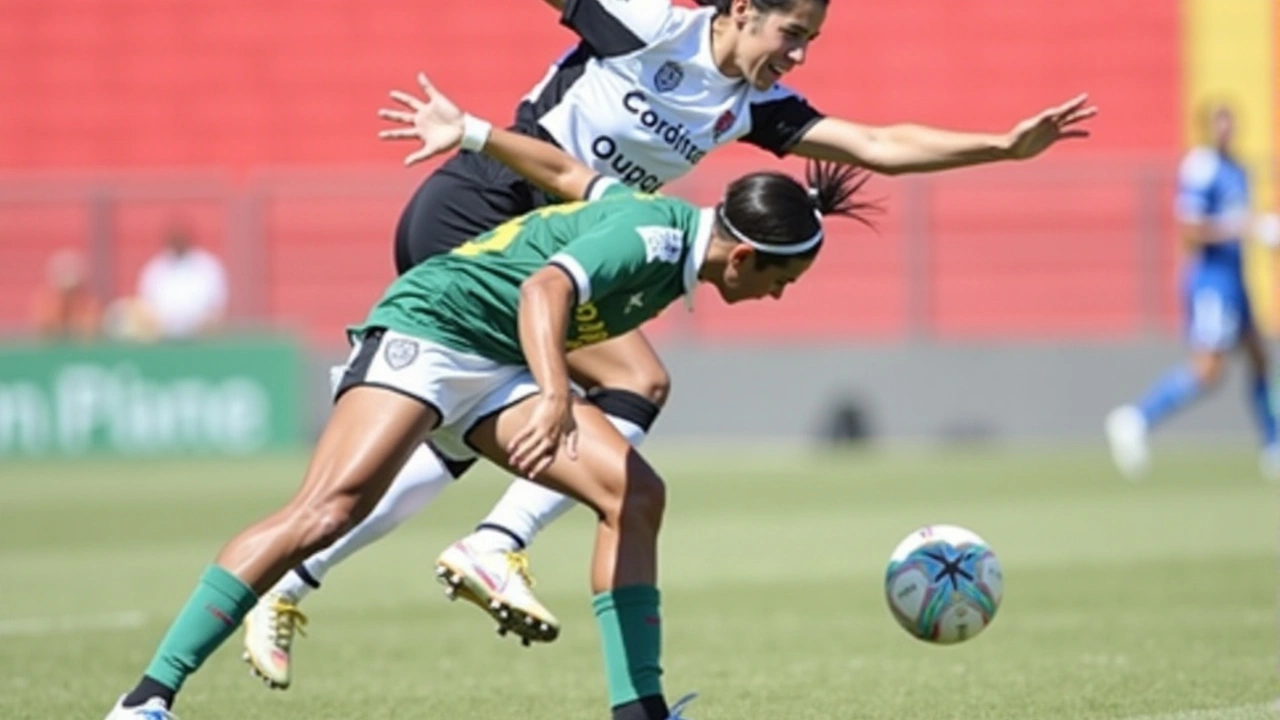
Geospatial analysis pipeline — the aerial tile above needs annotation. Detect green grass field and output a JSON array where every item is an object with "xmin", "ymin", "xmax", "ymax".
[{"xmin": 1, "ymin": 444, "xmax": 1275, "ymax": 719}]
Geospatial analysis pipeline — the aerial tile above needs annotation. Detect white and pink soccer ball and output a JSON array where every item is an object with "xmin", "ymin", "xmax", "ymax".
[{"xmin": 884, "ymin": 524, "xmax": 1003, "ymax": 644}]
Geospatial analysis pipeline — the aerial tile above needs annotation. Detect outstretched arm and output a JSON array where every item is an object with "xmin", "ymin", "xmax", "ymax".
[
  {"xmin": 378, "ymin": 73, "xmax": 597, "ymax": 202},
  {"xmin": 791, "ymin": 94, "xmax": 1098, "ymax": 176}
]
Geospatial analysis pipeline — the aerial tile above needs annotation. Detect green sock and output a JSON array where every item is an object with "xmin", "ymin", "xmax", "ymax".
[
  {"xmin": 143, "ymin": 564, "xmax": 259, "ymax": 692},
  {"xmin": 592, "ymin": 584, "xmax": 664, "ymax": 708}
]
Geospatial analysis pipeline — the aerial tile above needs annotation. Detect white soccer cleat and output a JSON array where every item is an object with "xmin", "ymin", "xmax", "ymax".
[
  {"xmin": 241, "ymin": 592, "xmax": 308, "ymax": 690},
  {"xmin": 104, "ymin": 696, "xmax": 178, "ymax": 720},
  {"xmin": 435, "ymin": 540, "xmax": 560, "ymax": 645},
  {"xmin": 667, "ymin": 692, "xmax": 699, "ymax": 719},
  {"xmin": 1105, "ymin": 405, "xmax": 1150, "ymax": 480}
]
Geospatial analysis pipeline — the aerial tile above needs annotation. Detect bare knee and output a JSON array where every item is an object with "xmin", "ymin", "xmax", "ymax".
[
  {"xmin": 601, "ymin": 463, "xmax": 666, "ymax": 534},
  {"xmin": 1191, "ymin": 352, "xmax": 1226, "ymax": 387},
  {"xmin": 601, "ymin": 365, "xmax": 671, "ymax": 409},
  {"xmin": 636, "ymin": 365, "xmax": 672, "ymax": 408}
]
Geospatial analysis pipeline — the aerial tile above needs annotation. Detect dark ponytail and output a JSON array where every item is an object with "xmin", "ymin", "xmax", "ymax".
[
  {"xmin": 805, "ymin": 160, "xmax": 877, "ymax": 225},
  {"xmin": 717, "ymin": 160, "xmax": 877, "ymax": 268}
]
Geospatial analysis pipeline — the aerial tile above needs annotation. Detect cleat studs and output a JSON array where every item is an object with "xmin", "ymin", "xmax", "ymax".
[
  {"xmin": 497, "ymin": 626, "xmax": 508, "ymax": 636},
  {"xmin": 522, "ymin": 637, "xmax": 532, "ymax": 647}
]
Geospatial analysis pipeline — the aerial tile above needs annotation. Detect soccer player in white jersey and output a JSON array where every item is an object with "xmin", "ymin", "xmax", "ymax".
[
  {"xmin": 103, "ymin": 83, "xmax": 876, "ymax": 720},
  {"xmin": 241, "ymin": 0, "xmax": 1097, "ymax": 687}
]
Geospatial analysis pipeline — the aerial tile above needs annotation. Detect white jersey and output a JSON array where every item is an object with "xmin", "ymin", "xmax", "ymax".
[{"xmin": 513, "ymin": 0, "xmax": 824, "ymax": 193}]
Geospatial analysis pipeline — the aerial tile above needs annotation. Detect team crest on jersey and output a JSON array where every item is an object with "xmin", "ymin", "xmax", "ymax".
[
  {"xmin": 712, "ymin": 109, "xmax": 736, "ymax": 140},
  {"xmin": 636, "ymin": 226, "xmax": 683, "ymax": 264},
  {"xmin": 383, "ymin": 337, "xmax": 419, "ymax": 370},
  {"xmin": 652, "ymin": 61, "xmax": 684, "ymax": 93}
]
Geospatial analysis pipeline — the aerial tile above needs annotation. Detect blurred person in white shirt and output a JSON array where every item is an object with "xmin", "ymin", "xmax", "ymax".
[{"xmin": 134, "ymin": 224, "xmax": 228, "ymax": 339}]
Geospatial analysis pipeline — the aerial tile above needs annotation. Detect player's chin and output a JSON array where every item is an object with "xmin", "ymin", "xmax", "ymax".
[{"xmin": 716, "ymin": 285, "xmax": 742, "ymax": 304}]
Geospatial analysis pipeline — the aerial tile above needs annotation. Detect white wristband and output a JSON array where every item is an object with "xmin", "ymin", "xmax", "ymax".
[{"xmin": 460, "ymin": 114, "xmax": 492, "ymax": 152}]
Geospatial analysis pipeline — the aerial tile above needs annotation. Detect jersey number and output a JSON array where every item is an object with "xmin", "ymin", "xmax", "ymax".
[{"xmin": 452, "ymin": 202, "xmax": 589, "ymax": 257}]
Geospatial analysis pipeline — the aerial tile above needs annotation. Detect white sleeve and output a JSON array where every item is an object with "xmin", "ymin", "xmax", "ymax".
[
  {"xmin": 560, "ymin": 0, "xmax": 677, "ymax": 57},
  {"xmin": 137, "ymin": 258, "xmax": 161, "ymax": 300},
  {"xmin": 1174, "ymin": 148, "xmax": 1216, "ymax": 222},
  {"xmin": 207, "ymin": 256, "xmax": 229, "ymax": 314}
]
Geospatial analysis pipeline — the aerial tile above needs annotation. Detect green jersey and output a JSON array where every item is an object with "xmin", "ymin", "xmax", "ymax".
[{"xmin": 353, "ymin": 180, "xmax": 712, "ymax": 365}]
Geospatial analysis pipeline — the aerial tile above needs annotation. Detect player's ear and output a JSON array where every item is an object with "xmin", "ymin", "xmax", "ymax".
[
  {"xmin": 730, "ymin": 0, "xmax": 751, "ymax": 26},
  {"xmin": 727, "ymin": 243, "xmax": 755, "ymax": 269}
]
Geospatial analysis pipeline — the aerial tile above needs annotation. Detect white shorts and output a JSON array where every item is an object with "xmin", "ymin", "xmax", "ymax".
[
  {"xmin": 334, "ymin": 328, "xmax": 526, "ymax": 431},
  {"xmin": 430, "ymin": 372, "xmax": 546, "ymax": 461}
]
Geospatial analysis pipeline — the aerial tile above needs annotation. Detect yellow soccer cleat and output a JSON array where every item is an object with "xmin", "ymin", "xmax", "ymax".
[
  {"xmin": 241, "ymin": 592, "xmax": 308, "ymax": 690},
  {"xmin": 435, "ymin": 541, "xmax": 560, "ymax": 645}
]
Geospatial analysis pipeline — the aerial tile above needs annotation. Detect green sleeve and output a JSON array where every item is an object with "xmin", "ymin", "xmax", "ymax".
[{"xmin": 546, "ymin": 203, "xmax": 684, "ymax": 305}]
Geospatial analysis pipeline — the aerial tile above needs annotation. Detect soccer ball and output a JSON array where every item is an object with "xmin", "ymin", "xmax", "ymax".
[{"xmin": 884, "ymin": 524, "xmax": 1003, "ymax": 644}]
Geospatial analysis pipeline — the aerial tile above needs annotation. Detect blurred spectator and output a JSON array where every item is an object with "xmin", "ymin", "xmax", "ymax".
[
  {"xmin": 126, "ymin": 223, "xmax": 229, "ymax": 340},
  {"xmin": 28, "ymin": 248, "xmax": 102, "ymax": 341}
]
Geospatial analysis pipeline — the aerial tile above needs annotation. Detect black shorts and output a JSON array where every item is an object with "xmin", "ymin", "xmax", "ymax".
[{"xmin": 393, "ymin": 150, "xmax": 557, "ymax": 275}]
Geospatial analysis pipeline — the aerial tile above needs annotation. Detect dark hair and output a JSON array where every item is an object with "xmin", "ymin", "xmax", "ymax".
[
  {"xmin": 694, "ymin": 0, "xmax": 829, "ymax": 15},
  {"xmin": 716, "ymin": 160, "xmax": 877, "ymax": 269}
]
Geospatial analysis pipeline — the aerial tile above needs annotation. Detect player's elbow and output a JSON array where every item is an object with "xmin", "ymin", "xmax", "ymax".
[
  {"xmin": 852, "ymin": 138, "xmax": 907, "ymax": 176},
  {"xmin": 520, "ymin": 267, "xmax": 576, "ymax": 309},
  {"xmin": 552, "ymin": 171, "xmax": 583, "ymax": 202}
]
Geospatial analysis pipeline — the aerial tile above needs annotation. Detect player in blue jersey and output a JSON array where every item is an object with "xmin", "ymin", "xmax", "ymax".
[
  {"xmin": 1106, "ymin": 103, "xmax": 1278, "ymax": 479},
  {"xmin": 241, "ymin": 0, "xmax": 1097, "ymax": 688}
]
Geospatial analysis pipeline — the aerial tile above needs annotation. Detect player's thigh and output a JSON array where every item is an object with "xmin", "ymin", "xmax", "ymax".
[
  {"xmin": 297, "ymin": 385, "xmax": 440, "ymax": 514},
  {"xmin": 465, "ymin": 394, "xmax": 664, "ymax": 517},
  {"xmin": 312, "ymin": 328, "xmax": 512, "ymax": 513},
  {"xmin": 566, "ymin": 329, "xmax": 671, "ymax": 403}
]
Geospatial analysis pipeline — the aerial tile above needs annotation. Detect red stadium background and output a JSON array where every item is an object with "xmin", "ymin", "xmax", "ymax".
[{"xmin": 0, "ymin": 0, "xmax": 1183, "ymax": 346}]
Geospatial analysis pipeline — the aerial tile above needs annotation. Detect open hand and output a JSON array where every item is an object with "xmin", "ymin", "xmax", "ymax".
[
  {"xmin": 1005, "ymin": 93, "xmax": 1098, "ymax": 160},
  {"xmin": 507, "ymin": 394, "xmax": 579, "ymax": 478},
  {"xmin": 377, "ymin": 72, "xmax": 465, "ymax": 167}
]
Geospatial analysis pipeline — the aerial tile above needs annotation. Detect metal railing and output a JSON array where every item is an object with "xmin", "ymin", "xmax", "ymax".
[{"xmin": 2, "ymin": 154, "xmax": 1275, "ymax": 345}]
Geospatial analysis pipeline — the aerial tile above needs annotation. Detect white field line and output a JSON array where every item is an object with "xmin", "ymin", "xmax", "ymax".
[{"xmin": 0, "ymin": 610, "xmax": 146, "ymax": 637}]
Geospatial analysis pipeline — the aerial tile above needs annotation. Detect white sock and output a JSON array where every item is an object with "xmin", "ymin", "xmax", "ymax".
[
  {"xmin": 267, "ymin": 443, "xmax": 457, "ymax": 602},
  {"xmin": 469, "ymin": 415, "xmax": 647, "ymax": 551}
]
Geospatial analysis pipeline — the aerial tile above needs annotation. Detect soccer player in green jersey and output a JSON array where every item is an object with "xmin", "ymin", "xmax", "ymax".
[
  {"xmin": 242, "ymin": 0, "xmax": 1096, "ymax": 687},
  {"xmin": 103, "ymin": 73, "xmax": 873, "ymax": 720}
]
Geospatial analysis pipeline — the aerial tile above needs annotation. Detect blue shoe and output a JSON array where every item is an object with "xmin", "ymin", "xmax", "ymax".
[{"xmin": 668, "ymin": 692, "xmax": 698, "ymax": 719}]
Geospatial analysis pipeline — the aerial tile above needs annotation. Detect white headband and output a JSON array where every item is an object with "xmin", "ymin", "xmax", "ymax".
[{"xmin": 717, "ymin": 204, "xmax": 824, "ymax": 255}]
